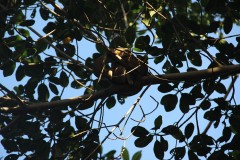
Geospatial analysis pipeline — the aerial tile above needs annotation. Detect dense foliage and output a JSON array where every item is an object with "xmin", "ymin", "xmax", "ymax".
[{"xmin": 0, "ymin": 0, "xmax": 240, "ymax": 159}]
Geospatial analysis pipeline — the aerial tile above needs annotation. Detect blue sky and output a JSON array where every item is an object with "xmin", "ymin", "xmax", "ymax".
[{"xmin": 1, "ymin": 3, "xmax": 240, "ymax": 160}]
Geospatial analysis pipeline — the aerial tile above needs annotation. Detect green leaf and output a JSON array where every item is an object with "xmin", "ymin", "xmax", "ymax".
[
  {"xmin": 38, "ymin": 83, "xmax": 49, "ymax": 101},
  {"xmin": 122, "ymin": 147, "xmax": 130, "ymax": 160},
  {"xmin": 17, "ymin": 28, "xmax": 30, "ymax": 37},
  {"xmin": 132, "ymin": 151, "xmax": 142, "ymax": 160},
  {"xmin": 35, "ymin": 39, "xmax": 48, "ymax": 53},
  {"xmin": 161, "ymin": 94, "xmax": 178, "ymax": 112},
  {"xmin": 224, "ymin": 16, "xmax": 233, "ymax": 34},
  {"xmin": 104, "ymin": 150, "xmax": 116, "ymax": 159},
  {"xmin": 187, "ymin": 51, "xmax": 202, "ymax": 66},
  {"xmin": 106, "ymin": 96, "xmax": 116, "ymax": 109},
  {"xmin": 154, "ymin": 115, "xmax": 162, "ymax": 130},
  {"xmin": 131, "ymin": 126, "xmax": 149, "ymax": 137},
  {"xmin": 125, "ymin": 27, "xmax": 136, "ymax": 44},
  {"xmin": 134, "ymin": 135, "xmax": 153, "ymax": 148},
  {"xmin": 184, "ymin": 123, "xmax": 194, "ymax": 139}
]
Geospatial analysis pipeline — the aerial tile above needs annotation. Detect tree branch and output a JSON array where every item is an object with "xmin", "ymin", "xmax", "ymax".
[{"xmin": 1, "ymin": 64, "xmax": 240, "ymax": 112}]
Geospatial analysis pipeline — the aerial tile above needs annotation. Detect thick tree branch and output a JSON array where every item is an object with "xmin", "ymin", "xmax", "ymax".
[{"xmin": 1, "ymin": 64, "xmax": 240, "ymax": 112}]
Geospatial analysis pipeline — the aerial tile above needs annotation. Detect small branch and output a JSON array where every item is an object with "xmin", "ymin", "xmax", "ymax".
[
  {"xmin": 0, "ymin": 84, "xmax": 27, "ymax": 108},
  {"xmin": 202, "ymin": 75, "xmax": 239, "ymax": 134},
  {"xmin": 85, "ymin": 85, "xmax": 150, "ymax": 159}
]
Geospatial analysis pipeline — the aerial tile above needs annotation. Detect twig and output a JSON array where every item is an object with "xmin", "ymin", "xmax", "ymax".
[
  {"xmin": 84, "ymin": 84, "xmax": 151, "ymax": 159},
  {"xmin": 202, "ymin": 75, "xmax": 239, "ymax": 134}
]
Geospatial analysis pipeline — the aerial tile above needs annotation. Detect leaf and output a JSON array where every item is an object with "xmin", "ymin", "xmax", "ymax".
[
  {"xmin": 49, "ymin": 83, "xmax": 59, "ymax": 95},
  {"xmin": 180, "ymin": 93, "xmax": 195, "ymax": 113},
  {"xmin": 224, "ymin": 16, "xmax": 233, "ymax": 34},
  {"xmin": 171, "ymin": 147, "xmax": 186, "ymax": 159},
  {"xmin": 162, "ymin": 125, "xmax": 184, "ymax": 141},
  {"xmin": 131, "ymin": 126, "xmax": 149, "ymax": 137},
  {"xmin": 190, "ymin": 84, "xmax": 204, "ymax": 99},
  {"xmin": 60, "ymin": 71, "xmax": 69, "ymax": 87},
  {"xmin": 15, "ymin": 65, "xmax": 25, "ymax": 81},
  {"xmin": 184, "ymin": 123, "xmax": 194, "ymax": 139},
  {"xmin": 146, "ymin": 46, "xmax": 163, "ymax": 56},
  {"xmin": 188, "ymin": 150, "xmax": 199, "ymax": 160},
  {"xmin": 200, "ymin": 100, "xmax": 211, "ymax": 110},
  {"xmin": 4, "ymin": 154, "xmax": 19, "ymax": 160},
  {"xmin": 3, "ymin": 61, "xmax": 16, "ymax": 77},
  {"xmin": 104, "ymin": 150, "xmax": 116, "ymax": 159},
  {"xmin": 135, "ymin": 35, "xmax": 150, "ymax": 50},
  {"xmin": 125, "ymin": 27, "xmax": 136, "ymax": 44},
  {"xmin": 154, "ymin": 140, "xmax": 164, "ymax": 159},
  {"xmin": 122, "ymin": 147, "xmax": 130, "ymax": 160},
  {"xmin": 132, "ymin": 151, "xmax": 142, "ymax": 160},
  {"xmin": 134, "ymin": 135, "xmax": 153, "ymax": 148},
  {"xmin": 161, "ymin": 94, "xmax": 178, "ymax": 112},
  {"xmin": 38, "ymin": 83, "xmax": 49, "ymax": 101},
  {"xmin": 203, "ymin": 80, "xmax": 215, "ymax": 94},
  {"xmin": 187, "ymin": 51, "xmax": 202, "ymax": 66},
  {"xmin": 157, "ymin": 83, "xmax": 174, "ymax": 93},
  {"xmin": 215, "ymin": 82, "xmax": 227, "ymax": 94},
  {"xmin": 19, "ymin": 19, "xmax": 35, "ymax": 26},
  {"xmin": 154, "ymin": 115, "xmax": 162, "ymax": 130},
  {"xmin": 40, "ymin": 7, "xmax": 49, "ymax": 20},
  {"xmin": 229, "ymin": 116, "xmax": 240, "ymax": 133},
  {"xmin": 106, "ymin": 96, "xmax": 116, "ymax": 109},
  {"xmin": 204, "ymin": 109, "xmax": 221, "ymax": 121},
  {"xmin": 75, "ymin": 116, "xmax": 89, "ymax": 131}
]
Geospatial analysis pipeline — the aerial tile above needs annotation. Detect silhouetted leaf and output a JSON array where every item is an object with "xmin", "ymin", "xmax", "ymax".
[
  {"xmin": 125, "ymin": 27, "xmax": 136, "ymax": 44},
  {"xmin": 158, "ymin": 83, "xmax": 174, "ymax": 93},
  {"xmin": 200, "ymin": 100, "xmax": 211, "ymax": 110},
  {"xmin": 180, "ymin": 93, "xmax": 195, "ymax": 113},
  {"xmin": 135, "ymin": 35, "xmax": 150, "ymax": 50},
  {"xmin": 161, "ymin": 94, "xmax": 178, "ymax": 112},
  {"xmin": 106, "ymin": 96, "xmax": 116, "ymax": 109},
  {"xmin": 154, "ymin": 140, "xmax": 164, "ymax": 159},
  {"xmin": 19, "ymin": 20, "xmax": 35, "ymax": 26},
  {"xmin": 224, "ymin": 16, "xmax": 233, "ymax": 34},
  {"xmin": 185, "ymin": 123, "xmax": 194, "ymax": 139},
  {"xmin": 15, "ymin": 65, "xmax": 25, "ymax": 81},
  {"xmin": 131, "ymin": 126, "xmax": 149, "ymax": 137},
  {"xmin": 187, "ymin": 51, "xmax": 202, "ymax": 66},
  {"xmin": 60, "ymin": 71, "xmax": 69, "ymax": 87},
  {"xmin": 188, "ymin": 150, "xmax": 199, "ymax": 160},
  {"xmin": 38, "ymin": 83, "xmax": 49, "ymax": 101},
  {"xmin": 49, "ymin": 83, "xmax": 59, "ymax": 95},
  {"xmin": 154, "ymin": 115, "xmax": 162, "ymax": 130},
  {"xmin": 215, "ymin": 82, "xmax": 227, "ymax": 94},
  {"xmin": 134, "ymin": 135, "xmax": 153, "ymax": 148}
]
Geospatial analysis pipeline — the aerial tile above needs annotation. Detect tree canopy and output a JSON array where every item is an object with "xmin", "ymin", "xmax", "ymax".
[{"xmin": 1, "ymin": 0, "xmax": 240, "ymax": 159}]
